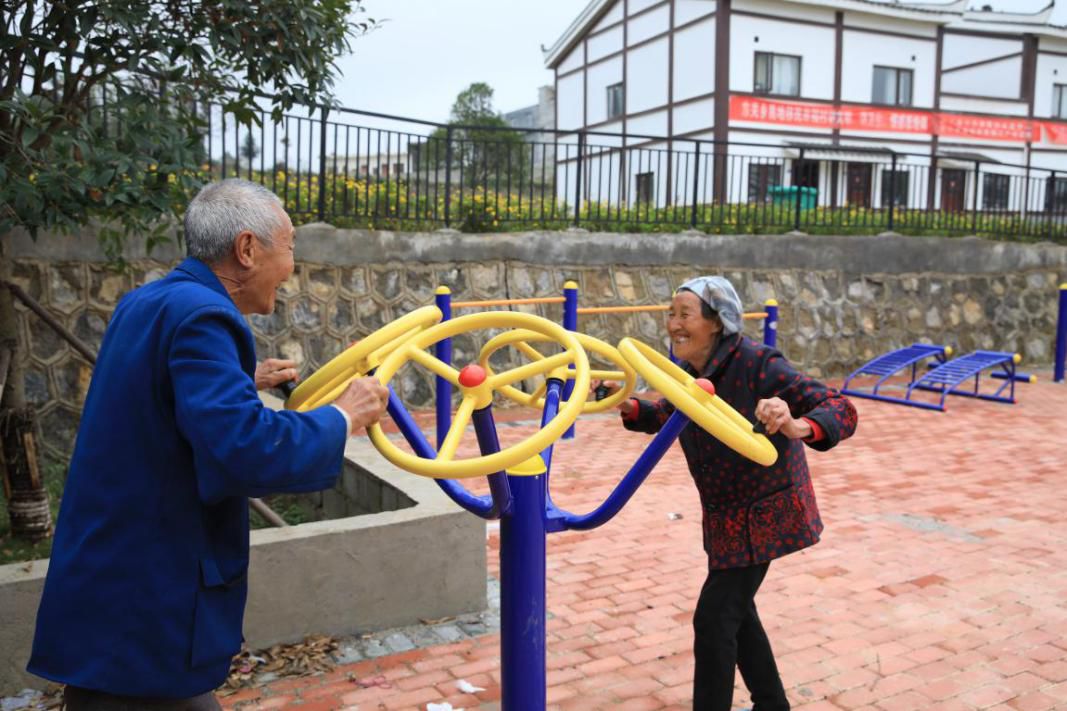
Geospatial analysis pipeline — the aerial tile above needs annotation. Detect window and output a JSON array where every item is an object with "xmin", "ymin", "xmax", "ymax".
[
  {"xmin": 394, "ymin": 162, "xmax": 404, "ymax": 177},
  {"xmin": 748, "ymin": 163, "xmax": 782, "ymax": 203},
  {"xmin": 607, "ymin": 83, "xmax": 624, "ymax": 119},
  {"xmin": 873, "ymin": 67, "xmax": 914, "ymax": 107},
  {"xmin": 754, "ymin": 53, "xmax": 801, "ymax": 97},
  {"xmin": 1045, "ymin": 176, "xmax": 1067, "ymax": 212},
  {"xmin": 635, "ymin": 172, "xmax": 654, "ymax": 203},
  {"xmin": 982, "ymin": 174, "xmax": 1010, "ymax": 210},
  {"xmin": 1053, "ymin": 84, "xmax": 1067, "ymax": 119},
  {"xmin": 880, "ymin": 168, "xmax": 909, "ymax": 208}
]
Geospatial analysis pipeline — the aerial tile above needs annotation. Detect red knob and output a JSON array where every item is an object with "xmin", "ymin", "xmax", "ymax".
[
  {"xmin": 458, "ymin": 364, "xmax": 487, "ymax": 388},
  {"xmin": 694, "ymin": 378, "xmax": 715, "ymax": 396}
]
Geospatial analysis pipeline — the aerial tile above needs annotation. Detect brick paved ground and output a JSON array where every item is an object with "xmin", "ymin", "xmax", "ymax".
[{"xmin": 223, "ymin": 374, "xmax": 1067, "ymax": 710}]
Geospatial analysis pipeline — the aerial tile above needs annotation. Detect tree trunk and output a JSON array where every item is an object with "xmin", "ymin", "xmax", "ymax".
[{"xmin": 0, "ymin": 240, "xmax": 52, "ymax": 541}]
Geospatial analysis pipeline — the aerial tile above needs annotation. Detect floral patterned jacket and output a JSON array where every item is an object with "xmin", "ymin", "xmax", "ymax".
[{"xmin": 623, "ymin": 333, "xmax": 857, "ymax": 570}]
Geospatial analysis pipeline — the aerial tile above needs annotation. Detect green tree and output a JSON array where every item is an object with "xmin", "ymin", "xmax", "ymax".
[
  {"xmin": 413, "ymin": 82, "xmax": 530, "ymax": 189},
  {"xmin": 0, "ymin": 0, "xmax": 374, "ymax": 540}
]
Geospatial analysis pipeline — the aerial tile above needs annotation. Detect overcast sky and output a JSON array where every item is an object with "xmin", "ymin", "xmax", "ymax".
[
  {"xmin": 329, "ymin": 0, "xmax": 1067, "ymax": 128},
  {"xmin": 331, "ymin": 0, "xmax": 580, "ymax": 125}
]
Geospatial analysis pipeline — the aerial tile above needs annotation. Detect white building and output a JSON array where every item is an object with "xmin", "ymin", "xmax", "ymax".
[
  {"xmin": 544, "ymin": 0, "xmax": 1067, "ymax": 214},
  {"xmin": 329, "ymin": 150, "xmax": 410, "ymax": 180},
  {"xmin": 504, "ymin": 85, "xmax": 558, "ymax": 176}
]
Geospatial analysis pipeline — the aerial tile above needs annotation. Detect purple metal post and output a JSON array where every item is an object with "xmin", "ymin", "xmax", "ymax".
[
  {"xmin": 763, "ymin": 299, "xmax": 779, "ymax": 348},
  {"xmin": 1055, "ymin": 283, "xmax": 1066, "ymax": 383},
  {"xmin": 556, "ymin": 409, "xmax": 691, "ymax": 531},
  {"xmin": 562, "ymin": 281, "xmax": 579, "ymax": 440},
  {"xmin": 435, "ymin": 286, "xmax": 453, "ymax": 447},
  {"xmin": 499, "ymin": 460, "xmax": 547, "ymax": 709},
  {"xmin": 386, "ymin": 389, "xmax": 497, "ymax": 519},
  {"xmin": 383, "ymin": 360, "xmax": 695, "ymax": 710}
]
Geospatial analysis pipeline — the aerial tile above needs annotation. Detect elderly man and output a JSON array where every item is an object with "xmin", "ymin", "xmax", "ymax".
[{"xmin": 28, "ymin": 179, "xmax": 389, "ymax": 709}]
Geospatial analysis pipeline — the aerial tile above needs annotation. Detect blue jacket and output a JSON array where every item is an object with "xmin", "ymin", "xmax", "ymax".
[{"xmin": 28, "ymin": 257, "xmax": 348, "ymax": 697}]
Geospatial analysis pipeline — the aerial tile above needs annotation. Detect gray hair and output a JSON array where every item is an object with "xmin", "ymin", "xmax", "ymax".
[{"xmin": 184, "ymin": 179, "xmax": 286, "ymax": 263}]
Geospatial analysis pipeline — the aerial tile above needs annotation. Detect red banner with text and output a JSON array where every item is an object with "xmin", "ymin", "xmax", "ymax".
[{"xmin": 728, "ymin": 96, "xmax": 1051, "ymax": 144}]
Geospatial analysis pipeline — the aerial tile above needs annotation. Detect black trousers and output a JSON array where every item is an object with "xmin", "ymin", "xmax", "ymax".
[
  {"xmin": 63, "ymin": 686, "xmax": 221, "ymax": 711},
  {"xmin": 692, "ymin": 562, "xmax": 790, "ymax": 711}
]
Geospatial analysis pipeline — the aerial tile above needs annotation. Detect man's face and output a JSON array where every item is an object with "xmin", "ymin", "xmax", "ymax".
[{"xmin": 245, "ymin": 206, "xmax": 295, "ymax": 315}]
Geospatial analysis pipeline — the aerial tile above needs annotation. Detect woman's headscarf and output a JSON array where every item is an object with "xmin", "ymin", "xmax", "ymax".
[{"xmin": 677, "ymin": 275, "xmax": 744, "ymax": 336}]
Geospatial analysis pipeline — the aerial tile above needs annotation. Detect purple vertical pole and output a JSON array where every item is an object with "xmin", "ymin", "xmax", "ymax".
[
  {"xmin": 434, "ymin": 286, "xmax": 453, "ymax": 448},
  {"xmin": 1055, "ymin": 283, "xmax": 1066, "ymax": 383},
  {"xmin": 562, "ymin": 280, "xmax": 578, "ymax": 440},
  {"xmin": 763, "ymin": 298, "xmax": 779, "ymax": 349},
  {"xmin": 499, "ymin": 456, "xmax": 548, "ymax": 711}
]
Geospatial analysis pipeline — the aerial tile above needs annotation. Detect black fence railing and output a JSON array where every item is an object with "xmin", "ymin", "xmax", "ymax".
[{"xmin": 165, "ymin": 93, "xmax": 1067, "ymax": 242}]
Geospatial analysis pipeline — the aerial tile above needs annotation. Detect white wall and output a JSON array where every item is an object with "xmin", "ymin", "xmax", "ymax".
[
  {"xmin": 627, "ymin": 38, "xmax": 670, "ymax": 114},
  {"xmin": 942, "ymin": 57, "xmax": 1022, "ymax": 100},
  {"xmin": 588, "ymin": 25, "xmax": 624, "ymax": 63},
  {"xmin": 592, "ymin": 0, "xmax": 624, "ymax": 32},
  {"xmin": 558, "ymin": 46, "xmax": 583, "ymax": 75},
  {"xmin": 840, "ymin": 31, "xmax": 935, "ymax": 108},
  {"xmin": 1030, "ymin": 151, "xmax": 1067, "ymax": 172},
  {"xmin": 587, "ymin": 57, "xmax": 624, "ymax": 125},
  {"xmin": 628, "ymin": 0, "xmax": 666, "ymax": 16},
  {"xmin": 942, "ymin": 34, "xmax": 1020, "ymax": 71},
  {"xmin": 557, "ymin": 72, "xmax": 585, "ymax": 131},
  {"xmin": 673, "ymin": 98, "xmax": 715, "ymax": 135},
  {"xmin": 676, "ymin": 0, "xmax": 716, "ymax": 26},
  {"xmin": 938, "ymin": 95, "xmax": 1028, "ymax": 117},
  {"xmin": 628, "ymin": 4, "xmax": 671, "ymax": 45},
  {"xmin": 1034, "ymin": 52, "xmax": 1067, "ymax": 119},
  {"xmin": 844, "ymin": 11, "xmax": 936, "ymax": 39},
  {"xmin": 730, "ymin": 15, "xmax": 835, "ymax": 100},
  {"xmin": 673, "ymin": 18, "xmax": 716, "ymax": 102},
  {"xmin": 627, "ymin": 109, "xmax": 669, "ymax": 138}
]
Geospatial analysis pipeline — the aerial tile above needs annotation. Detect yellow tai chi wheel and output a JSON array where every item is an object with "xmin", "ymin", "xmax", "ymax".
[
  {"xmin": 368, "ymin": 311, "xmax": 590, "ymax": 479},
  {"xmin": 286, "ymin": 305, "xmax": 443, "ymax": 412},
  {"xmin": 617, "ymin": 337, "xmax": 778, "ymax": 466},
  {"xmin": 478, "ymin": 330, "xmax": 637, "ymax": 414}
]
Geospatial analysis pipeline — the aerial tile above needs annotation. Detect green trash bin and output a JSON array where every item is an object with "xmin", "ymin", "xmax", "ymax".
[{"xmin": 767, "ymin": 185, "xmax": 817, "ymax": 210}]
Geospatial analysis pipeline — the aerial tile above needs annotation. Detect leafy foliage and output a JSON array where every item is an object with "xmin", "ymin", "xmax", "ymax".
[
  {"xmin": 0, "ymin": 0, "xmax": 375, "ymax": 258},
  {"xmin": 411, "ymin": 82, "xmax": 531, "ymax": 188}
]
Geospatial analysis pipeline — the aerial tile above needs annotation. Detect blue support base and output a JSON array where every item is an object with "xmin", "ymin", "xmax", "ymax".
[{"xmin": 386, "ymin": 368, "xmax": 690, "ymax": 709}]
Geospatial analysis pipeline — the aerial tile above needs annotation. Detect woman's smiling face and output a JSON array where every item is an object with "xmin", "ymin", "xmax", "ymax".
[{"xmin": 666, "ymin": 290, "xmax": 722, "ymax": 371}]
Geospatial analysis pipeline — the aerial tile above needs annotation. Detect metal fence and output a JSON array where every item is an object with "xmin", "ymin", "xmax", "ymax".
[{"xmin": 182, "ymin": 96, "xmax": 1067, "ymax": 242}]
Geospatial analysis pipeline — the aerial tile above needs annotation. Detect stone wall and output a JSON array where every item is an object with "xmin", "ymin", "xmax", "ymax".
[{"xmin": 7, "ymin": 226, "xmax": 1066, "ymax": 461}]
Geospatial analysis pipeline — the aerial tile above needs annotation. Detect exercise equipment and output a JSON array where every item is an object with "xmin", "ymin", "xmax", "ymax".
[
  {"xmin": 285, "ymin": 305, "xmax": 442, "ymax": 412},
  {"xmin": 841, "ymin": 343, "xmax": 951, "ymax": 409},
  {"xmin": 842, "ymin": 343, "xmax": 1026, "ymax": 411},
  {"xmin": 289, "ymin": 307, "xmax": 776, "ymax": 710},
  {"xmin": 478, "ymin": 329, "xmax": 637, "ymax": 414},
  {"xmin": 908, "ymin": 350, "xmax": 1023, "ymax": 410}
]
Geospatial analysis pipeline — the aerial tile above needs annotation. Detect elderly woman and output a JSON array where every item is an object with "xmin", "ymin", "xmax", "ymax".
[{"xmin": 601, "ymin": 276, "xmax": 857, "ymax": 711}]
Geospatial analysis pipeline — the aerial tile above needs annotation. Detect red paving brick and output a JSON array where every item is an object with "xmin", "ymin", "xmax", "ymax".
[{"xmin": 223, "ymin": 374, "xmax": 1067, "ymax": 709}]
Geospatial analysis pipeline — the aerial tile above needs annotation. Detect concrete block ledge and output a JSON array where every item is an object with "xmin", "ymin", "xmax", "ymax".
[{"xmin": 0, "ymin": 435, "xmax": 487, "ymax": 694}]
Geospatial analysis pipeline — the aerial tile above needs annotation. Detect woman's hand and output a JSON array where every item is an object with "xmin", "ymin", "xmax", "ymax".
[
  {"xmin": 255, "ymin": 358, "xmax": 300, "ymax": 391},
  {"xmin": 755, "ymin": 396, "xmax": 811, "ymax": 439},
  {"xmin": 591, "ymin": 379, "xmax": 634, "ymax": 416}
]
